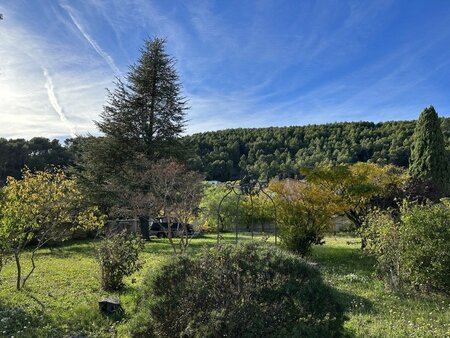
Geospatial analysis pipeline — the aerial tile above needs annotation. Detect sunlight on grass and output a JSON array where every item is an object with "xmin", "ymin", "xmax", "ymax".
[{"xmin": 0, "ymin": 234, "xmax": 449, "ymax": 337}]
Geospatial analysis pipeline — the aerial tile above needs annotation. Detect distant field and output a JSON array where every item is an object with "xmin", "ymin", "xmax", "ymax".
[{"xmin": 0, "ymin": 234, "xmax": 449, "ymax": 337}]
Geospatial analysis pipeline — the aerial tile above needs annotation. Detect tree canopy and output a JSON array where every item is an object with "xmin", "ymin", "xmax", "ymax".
[
  {"xmin": 302, "ymin": 163, "xmax": 407, "ymax": 231},
  {"xmin": 0, "ymin": 137, "xmax": 72, "ymax": 186},
  {"xmin": 72, "ymin": 37, "xmax": 190, "ymax": 212},
  {"xmin": 1, "ymin": 117, "xmax": 450, "ymax": 189},
  {"xmin": 409, "ymin": 106, "xmax": 450, "ymax": 195},
  {"xmin": 97, "ymin": 37, "xmax": 188, "ymax": 160},
  {"xmin": 185, "ymin": 118, "xmax": 450, "ymax": 181}
]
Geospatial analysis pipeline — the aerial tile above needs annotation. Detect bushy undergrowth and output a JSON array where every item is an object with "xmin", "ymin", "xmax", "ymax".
[
  {"xmin": 130, "ymin": 242, "xmax": 346, "ymax": 338},
  {"xmin": 97, "ymin": 231, "xmax": 144, "ymax": 291},
  {"xmin": 363, "ymin": 210, "xmax": 402, "ymax": 290},
  {"xmin": 400, "ymin": 202, "xmax": 450, "ymax": 293},
  {"xmin": 364, "ymin": 201, "xmax": 450, "ymax": 294}
]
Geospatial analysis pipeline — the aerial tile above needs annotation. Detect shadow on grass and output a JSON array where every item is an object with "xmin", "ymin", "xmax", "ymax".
[
  {"xmin": 311, "ymin": 243, "xmax": 376, "ymax": 276},
  {"xmin": 0, "ymin": 299, "xmax": 61, "ymax": 338},
  {"xmin": 34, "ymin": 239, "xmax": 99, "ymax": 259},
  {"xmin": 333, "ymin": 287, "xmax": 375, "ymax": 338}
]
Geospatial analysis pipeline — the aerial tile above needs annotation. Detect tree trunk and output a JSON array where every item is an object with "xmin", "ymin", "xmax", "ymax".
[
  {"xmin": 14, "ymin": 251, "xmax": 21, "ymax": 291},
  {"xmin": 345, "ymin": 210, "xmax": 367, "ymax": 249},
  {"xmin": 21, "ymin": 249, "xmax": 37, "ymax": 289},
  {"xmin": 361, "ymin": 237, "xmax": 367, "ymax": 249},
  {"xmin": 345, "ymin": 210, "xmax": 363, "ymax": 229},
  {"xmin": 167, "ymin": 227, "xmax": 177, "ymax": 255}
]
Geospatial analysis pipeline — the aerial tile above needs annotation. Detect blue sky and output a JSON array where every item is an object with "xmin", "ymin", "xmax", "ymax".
[{"xmin": 1, "ymin": 0, "xmax": 450, "ymax": 140}]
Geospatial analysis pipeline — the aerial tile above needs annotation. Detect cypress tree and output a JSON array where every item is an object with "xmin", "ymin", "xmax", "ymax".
[{"xmin": 409, "ymin": 106, "xmax": 450, "ymax": 195}]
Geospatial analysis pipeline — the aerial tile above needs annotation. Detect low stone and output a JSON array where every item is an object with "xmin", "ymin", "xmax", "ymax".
[{"xmin": 99, "ymin": 297, "xmax": 122, "ymax": 314}]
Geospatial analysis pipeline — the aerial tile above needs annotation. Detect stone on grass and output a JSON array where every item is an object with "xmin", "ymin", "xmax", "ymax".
[{"xmin": 99, "ymin": 297, "xmax": 123, "ymax": 314}]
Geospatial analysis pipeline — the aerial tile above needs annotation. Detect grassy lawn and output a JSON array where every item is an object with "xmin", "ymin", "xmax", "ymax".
[{"xmin": 0, "ymin": 234, "xmax": 449, "ymax": 337}]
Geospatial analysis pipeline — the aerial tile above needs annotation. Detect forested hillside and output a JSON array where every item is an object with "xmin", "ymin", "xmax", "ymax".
[
  {"xmin": 1, "ymin": 118, "xmax": 450, "ymax": 184},
  {"xmin": 0, "ymin": 137, "xmax": 72, "ymax": 185},
  {"xmin": 185, "ymin": 119, "xmax": 450, "ymax": 181}
]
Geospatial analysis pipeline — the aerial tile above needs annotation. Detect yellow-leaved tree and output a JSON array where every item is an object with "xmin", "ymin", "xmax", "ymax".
[
  {"xmin": 0, "ymin": 168, "xmax": 105, "ymax": 290},
  {"xmin": 269, "ymin": 179, "xmax": 341, "ymax": 256},
  {"xmin": 302, "ymin": 163, "xmax": 407, "ymax": 248},
  {"xmin": 302, "ymin": 163, "xmax": 406, "ymax": 230}
]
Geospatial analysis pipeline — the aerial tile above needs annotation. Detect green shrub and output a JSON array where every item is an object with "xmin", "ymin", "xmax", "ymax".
[
  {"xmin": 199, "ymin": 182, "xmax": 245, "ymax": 232},
  {"xmin": 399, "ymin": 202, "xmax": 450, "ymax": 294},
  {"xmin": 270, "ymin": 179, "xmax": 338, "ymax": 256},
  {"xmin": 97, "ymin": 231, "xmax": 144, "ymax": 291},
  {"xmin": 364, "ymin": 202, "xmax": 450, "ymax": 294},
  {"xmin": 129, "ymin": 242, "xmax": 345, "ymax": 337},
  {"xmin": 363, "ymin": 210, "xmax": 402, "ymax": 290}
]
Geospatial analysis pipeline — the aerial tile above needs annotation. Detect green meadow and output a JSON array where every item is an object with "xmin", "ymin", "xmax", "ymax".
[{"xmin": 0, "ymin": 234, "xmax": 448, "ymax": 338}]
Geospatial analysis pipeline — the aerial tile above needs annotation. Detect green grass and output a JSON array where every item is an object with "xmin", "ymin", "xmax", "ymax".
[
  {"xmin": 311, "ymin": 237, "xmax": 450, "ymax": 338},
  {"xmin": 0, "ymin": 234, "xmax": 449, "ymax": 337}
]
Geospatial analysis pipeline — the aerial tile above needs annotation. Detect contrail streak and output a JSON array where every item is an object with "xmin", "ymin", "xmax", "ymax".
[
  {"xmin": 43, "ymin": 68, "xmax": 77, "ymax": 138},
  {"xmin": 61, "ymin": 4, "xmax": 121, "ymax": 75}
]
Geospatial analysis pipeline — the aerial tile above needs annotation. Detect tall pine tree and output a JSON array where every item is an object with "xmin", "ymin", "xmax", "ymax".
[
  {"xmin": 97, "ymin": 37, "xmax": 188, "ymax": 160},
  {"xmin": 73, "ymin": 38, "xmax": 189, "ymax": 212},
  {"xmin": 409, "ymin": 106, "xmax": 450, "ymax": 196}
]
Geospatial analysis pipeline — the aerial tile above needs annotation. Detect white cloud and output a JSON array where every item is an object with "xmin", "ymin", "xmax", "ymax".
[
  {"xmin": 60, "ymin": 3, "xmax": 121, "ymax": 75},
  {"xmin": 0, "ymin": 5, "xmax": 114, "ymax": 139},
  {"xmin": 43, "ymin": 68, "xmax": 77, "ymax": 138},
  {"xmin": 1, "ymin": 0, "xmax": 449, "ymax": 141}
]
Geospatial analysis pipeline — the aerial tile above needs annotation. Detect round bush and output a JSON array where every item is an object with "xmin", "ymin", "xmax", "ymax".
[
  {"xmin": 130, "ymin": 242, "xmax": 345, "ymax": 337},
  {"xmin": 97, "ymin": 231, "xmax": 144, "ymax": 291}
]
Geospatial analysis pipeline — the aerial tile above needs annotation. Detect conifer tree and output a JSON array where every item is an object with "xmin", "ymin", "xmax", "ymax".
[
  {"xmin": 409, "ymin": 106, "xmax": 450, "ymax": 195},
  {"xmin": 73, "ymin": 38, "xmax": 188, "ymax": 211},
  {"xmin": 97, "ymin": 37, "xmax": 188, "ymax": 160}
]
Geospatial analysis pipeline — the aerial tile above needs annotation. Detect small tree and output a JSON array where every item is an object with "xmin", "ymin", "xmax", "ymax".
[
  {"xmin": 100, "ymin": 157, "xmax": 203, "ymax": 254},
  {"xmin": 198, "ymin": 183, "xmax": 245, "ymax": 232},
  {"xmin": 241, "ymin": 192, "xmax": 275, "ymax": 233},
  {"xmin": 270, "ymin": 179, "xmax": 340, "ymax": 256},
  {"xmin": 409, "ymin": 106, "xmax": 450, "ymax": 197},
  {"xmin": 97, "ymin": 231, "xmax": 144, "ymax": 291},
  {"xmin": 364, "ymin": 201, "xmax": 450, "ymax": 294},
  {"xmin": 0, "ymin": 168, "xmax": 105, "ymax": 290},
  {"xmin": 363, "ymin": 209, "xmax": 402, "ymax": 290},
  {"xmin": 149, "ymin": 160, "xmax": 204, "ymax": 254},
  {"xmin": 303, "ymin": 163, "xmax": 406, "ymax": 229}
]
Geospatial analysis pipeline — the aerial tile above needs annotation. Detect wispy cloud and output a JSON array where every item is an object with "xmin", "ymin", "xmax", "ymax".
[
  {"xmin": 60, "ymin": 3, "xmax": 121, "ymax": 75},
  {"xmin": 43, "ymin": 68, "xmax": 77, "ymax": 138},
  {"xmin": 0, "ymin": 4, "xmax": 113, "ymax": 139},
  {"xmin": 1, "ymin": 0, "xmax": 450, "ymax": 140}
]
